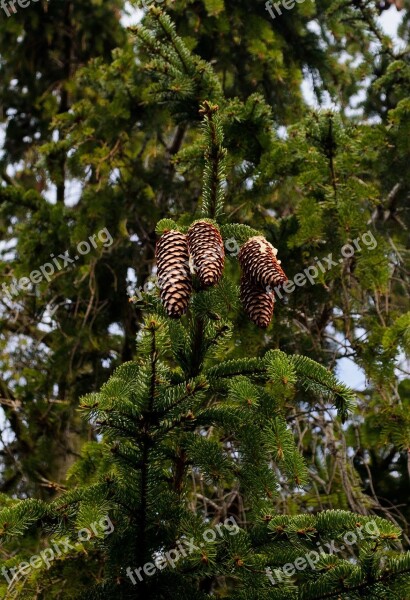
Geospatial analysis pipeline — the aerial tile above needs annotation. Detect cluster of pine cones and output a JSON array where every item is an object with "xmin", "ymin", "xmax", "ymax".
[
  {"xmin": 155, "ymin": 223, "xmax": 287, "ymax": 328},
  {"xmin": 156, "ymin": 221, "xmax": 225, "ymax": 318},
  {"xmin": 239, "ymin": 236, "xmax": 287, "ymax": 328}
]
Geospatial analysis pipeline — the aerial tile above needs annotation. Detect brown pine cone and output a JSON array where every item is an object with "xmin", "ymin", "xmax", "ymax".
[
  {"xmin": 155, "ymin": 230, "xmax": 192, "ymax": 318},
  {"xmin": 187, "ymin": 221, "xmax": 225, "ymax": 288},
  {"xmin": 240, "ymin": 275, "xmax": 275, "ymax": 328},
  {"xmin": 239, "ymin": 236, "xmax": 287, "ymax": 289}
]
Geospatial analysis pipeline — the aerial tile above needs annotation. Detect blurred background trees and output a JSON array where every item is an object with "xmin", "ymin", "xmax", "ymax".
[{"xmin": 0, "ymin": 0, "xmax": 408, "ymax": 579}]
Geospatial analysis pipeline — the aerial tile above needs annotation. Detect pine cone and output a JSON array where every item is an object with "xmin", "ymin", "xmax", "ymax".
[
  {"xmin": 239, "ymin": 236, "xmax": 287, "ymax": 289},
  {"xmin": 240, "ymin": 275, "xmax": 275, "ymax": 328},
  {"xmin": 187, "ymin": 221, "xmax": 225, "ymax": 288},
  {"xmin": 155, "ymin": 230, "xmax": 192, "ymax": 318}
]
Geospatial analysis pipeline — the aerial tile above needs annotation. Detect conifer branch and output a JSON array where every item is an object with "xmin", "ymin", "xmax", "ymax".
[
  {"xmin": 154, "ymin": 9, "xmax": 195, "ymax": 76},
  {"xmin": 306, "ymin": 566, "xmax": 410, "ymax": 600},
  {"xmin": 138, "ymin": 322, "xmax": 158, "ymax": 568},
  {"xmin": 188, "ymin": 317, "xmax": 206, "ymax": 378},
  {"xmin": 326, "ymin": 114, "xmax": 338, "ymax": 200},
  {"xmin": 200, "ymin": 101, "xmax": 227, "ymax": 221},
  {"xmin": 206, "ymin": 358, "xmax": 267, "ymax": 379}
]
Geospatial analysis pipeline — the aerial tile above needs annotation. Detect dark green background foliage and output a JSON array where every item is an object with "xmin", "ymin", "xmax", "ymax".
[{"xmin": 0, "ymin": 0, "xmax": 409, "ymax": 598}]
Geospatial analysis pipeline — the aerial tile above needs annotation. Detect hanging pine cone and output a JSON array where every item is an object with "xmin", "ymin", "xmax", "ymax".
[
  {"xmin": 187, "ymin": 220, "xmax": 225, "ymax": 288},
  {"xmin": 155, "ymin": 230, "xmax": 192, "ymax": 318},
  {"xmin": 239, "ymin": 236, "xmax": 287, "ymax": 289},
  {"xmin": 240, "ymin": 275, "xmax": 275, "ymax": 328}
]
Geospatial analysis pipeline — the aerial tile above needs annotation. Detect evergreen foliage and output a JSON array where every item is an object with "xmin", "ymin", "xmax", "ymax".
[
  {"xmin": 0, "ymin": 1, "xmax": 409, "ymax": 598},
  {"xmin": 0, "ymin": 78, "xmax": 409, "ymax": 597}
]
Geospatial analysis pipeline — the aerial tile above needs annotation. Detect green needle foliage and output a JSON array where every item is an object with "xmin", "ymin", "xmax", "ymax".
[
  {"xmin": 0, "ymin": 95, "xmax": 409, "ymax": 600},
  {"xmin": 199, "ymin": 101, "xmax": 227, "ymax": 220},
  {"xmin": 0, "ymin": 1, "xmax": 409, "ymax": 598}
]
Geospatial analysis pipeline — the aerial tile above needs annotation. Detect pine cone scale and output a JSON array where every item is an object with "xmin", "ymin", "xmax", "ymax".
[
  {"xmin": 187, "ymin": 221, "xmax": 225, "ymax": 288},
  {"xmin": 156, "ymin": 230, "xmax": 192, "ymax": 318},
  {"xmin": 240, "ymin": 275, "xmax": 275, "ymax": 328},
  {"xmin": 239, "ymin": 236, "xmax": 287, "ymax": 289}
]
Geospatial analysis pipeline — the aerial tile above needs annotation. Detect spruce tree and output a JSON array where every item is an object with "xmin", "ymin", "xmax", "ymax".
[
  {"xmin": 0, "ymin": 0, "xmax": 127, "ymax": 494},
  {"xmin": 0, "ymin": 87, "xmax": 409, "ymax": 600},
  {"xmin": 1, "ymin": 0, "xmax": 408, "ymax": 515},
  {"xmin": 1, "ymin": 3, "xmax": 409, "ymax": 597}
]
